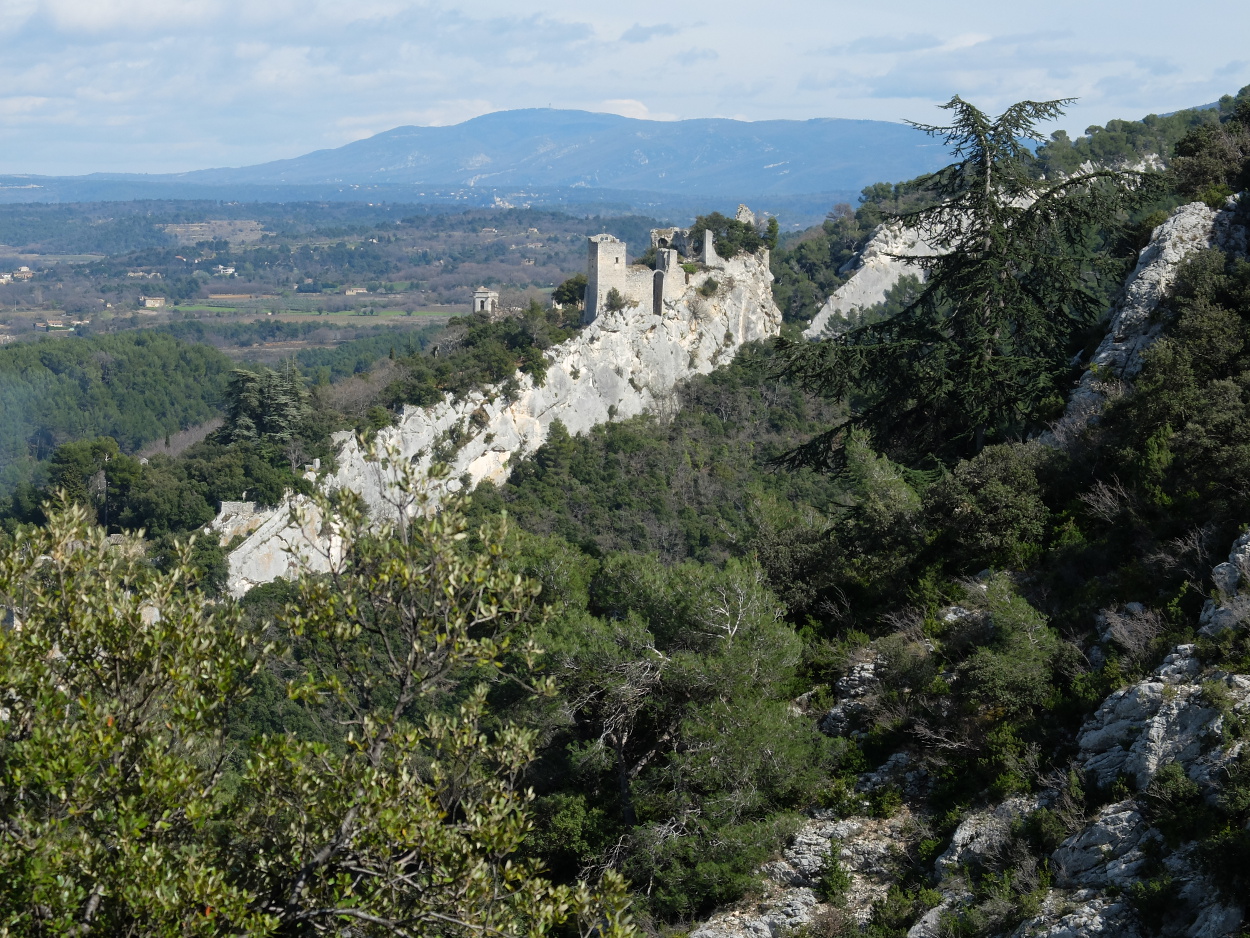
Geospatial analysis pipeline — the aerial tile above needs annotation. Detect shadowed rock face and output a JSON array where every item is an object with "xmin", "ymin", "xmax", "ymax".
[{"xmin": 222, "ymin": 244, "xmax": 782, "ymax": 597}]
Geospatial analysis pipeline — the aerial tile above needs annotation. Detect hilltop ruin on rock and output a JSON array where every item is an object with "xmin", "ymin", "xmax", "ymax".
[{"xmin": 216, "ymin": 221, "xmax": 782, "ymax": 596}]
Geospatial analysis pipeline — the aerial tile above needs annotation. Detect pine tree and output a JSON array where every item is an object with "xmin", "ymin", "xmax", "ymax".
[
  {"xmin": 780, "ymin": 96, "xmax": 1157, "ymax": 468},
  {"xmin": 224, "ymin": 362, "xmax": 311, "ymax": 444}
]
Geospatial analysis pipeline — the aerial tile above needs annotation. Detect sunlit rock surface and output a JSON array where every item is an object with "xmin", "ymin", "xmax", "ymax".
[{"xmin": 222, "ymin": 245, "xmax": 782, "ymax": 596}]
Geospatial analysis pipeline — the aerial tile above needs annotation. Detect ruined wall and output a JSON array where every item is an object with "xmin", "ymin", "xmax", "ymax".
[
  {"xmin": 224, "ymin": 241, "xmax": 782, "ymax": 596},
  {"xmin": 585, "ymin": 233, "xmax": 628, "ymax": 322}
]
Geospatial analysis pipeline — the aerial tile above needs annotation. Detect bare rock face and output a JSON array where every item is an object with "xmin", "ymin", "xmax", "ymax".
[
  {"xmin": 1077, "ymin": 649, "xmax": 1226, "ymax": 791},
  {"xmin": 1075, "ymin": 530, "xmax": 1250, "ymax": 793},
  {"xmin": 820, "ymin": 651, "xmax": 880, "ymax": 736},
  {"xmin": 1045, "ymin": 198, "xmax": 1247, "ymax": 446},
  {"xmin": 1052, "ymin": 802, "xmax": 1158, "ymax": 889},
  {"xmin": 222, "ymin": 248, "xmax": 781, "ymax": 597},
  {"xmin": 1018, "ymin": 532, "xmax": 1250, "ymax": 937},
  {"xmin": 689, "ymin": 810, "xmax": 917, "ymax": 938},
  {"xmin": 936, "ymin": 796, "xmax": 1037, "ymax": 876},
  {"xmin": 803, "ymin": 222, "xmax": 935, "ymax": 338},
  {"xmin": 1009, "ymin": 894, "xmax": 1140, "ymax": 938}
]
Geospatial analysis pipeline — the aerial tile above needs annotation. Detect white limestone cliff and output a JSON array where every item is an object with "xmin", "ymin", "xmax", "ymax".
[
  {"xmin": 1045, "ymin": 196, "xmax": 1248, "ymax": 446},
  {"xmin": 222, "ymin": 246, "xmax": 782, "ymax": 596},
  {"xmin": 803, "ymin": 222, "xmax": 937, "ymax": 339}
]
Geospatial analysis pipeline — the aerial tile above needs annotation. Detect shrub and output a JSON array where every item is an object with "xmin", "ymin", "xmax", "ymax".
[
  {"xmin": 817, "ymin": 852, "xmax": 853, "ymax": 906},
  {"xmin": 924, "ymin": 443, "xmax": 1052, "ymax": 570}
]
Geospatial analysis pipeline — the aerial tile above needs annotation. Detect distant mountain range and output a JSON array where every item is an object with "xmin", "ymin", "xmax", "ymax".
[
  {"xmin": 147, "ymin": 109, "xmax": 950, "ymax": 194},
  {"xmin": 0, "ymin": 109, "xmax": 954, "ymax": 224}
]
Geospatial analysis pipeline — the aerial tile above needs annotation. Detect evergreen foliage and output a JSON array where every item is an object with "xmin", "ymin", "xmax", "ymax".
[
  {"xmin": 0, "ymin": 490, "xmax": 638, "ymax": 936},
  {"xmin": 384, "ymin": 300, "xmax": 580, "ymax": 406},
  {"xmin": 223, "ymin": 362, "xmax": 311, "ymax": 444},
  {"xmin": 779, "ymin": 96, "xmax": 1154, "ymax": 466},
  {"xmin": 688, "ymin": 211, "xmax": 764, "ymax": 258},
  {"xmin": 1035, "ymin": 84, "xmax": 1250, "ymax": 177},
  {"xmin": 553, "ymin": 273, "xmax": 588, "ymax": 307},
  {"xmin": 0, "ymin": 331, "xmax": 233, "ymax": 493},
  {"xmin": 769, "ymin": 183, "xmax": 937, "ymax": 323},
  {"xmin": 6, "ymin": 89, "xmax": 1250, "ymax": 936}
]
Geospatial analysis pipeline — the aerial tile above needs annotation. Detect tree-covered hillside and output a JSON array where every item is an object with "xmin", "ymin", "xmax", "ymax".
[
  {"xmin": 1035, "ymin": 86, "xmax": 1250, "ymax": 175},
  {"xmin": 0, "ymin": 331, "xmax": 233, "ymax": 491},
  {"xmin": 2, "ymin": 90, "xmax": 1250, "ymax": 937},
  {"xmin": 769, "ymin": 84, "xmax": 1250, "ymax": 328}
]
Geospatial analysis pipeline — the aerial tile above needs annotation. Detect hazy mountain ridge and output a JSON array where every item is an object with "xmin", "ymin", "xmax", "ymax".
[{"xmin": 88, "ymin": 109, "xmax": 950, "ymax": 196}]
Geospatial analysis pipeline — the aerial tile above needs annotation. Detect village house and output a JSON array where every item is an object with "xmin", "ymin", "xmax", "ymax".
[
  {"xmin": 12, "ymin": 266, "xmax": 34, "ymax": 281},
  {"xmin": 139, "ymin": 295, "xmax": 167, "ymax": 309}
]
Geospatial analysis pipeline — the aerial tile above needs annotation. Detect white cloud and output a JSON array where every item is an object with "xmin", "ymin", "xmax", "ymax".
[
  {"xmin": 0, "ymin": 0, "xmax": 1246, "ymax": 174},
  {"xmin": 620, "ymin": 23, "xmax": 680, "ymax": 44},
  {"xmin": 597, "ymin": 99, "xmax": 677, "ymax": 121}
]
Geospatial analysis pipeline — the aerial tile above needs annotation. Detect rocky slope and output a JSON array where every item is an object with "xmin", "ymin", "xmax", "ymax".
[
  {"xmin": 1045, "ymin": 195, "xmax": 1249, "ymax": 446},
  {"xmin": 689, "ymin": 530, "xmax": 1250, "ymax": 937},
  {"xmin": 688, "ymin": 193, "xmax": 1250, "ymax": 938},
  {"xmin": 803, "ymin": 222, "xmax": 935, "ymax": 339},
  {"xmin": 221, "ymin": 246, "xmax": 782, "ymax": 596}
]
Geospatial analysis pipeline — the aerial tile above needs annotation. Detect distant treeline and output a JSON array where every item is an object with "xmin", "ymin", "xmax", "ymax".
[
  {"xmin": 0, "ymin": 200, "xmax": 661, "ymax": 256},
  {"xmin": 157, "ymin": 319, "xmax": 443, "ymax": 382},
  {"xmin": 1035, "ymin": 88, "xmax": 1250, "ymax": 174},
  {"xmin": 0, "ymin": 331, "xmax": 233, "ymax": 491},
  {"xmin": 0, "ymin": 208, "xmax": 174, "ymax": 256}
]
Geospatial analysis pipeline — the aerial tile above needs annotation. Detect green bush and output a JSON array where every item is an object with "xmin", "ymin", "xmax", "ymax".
[
  {"xmin": 817, "ymin": 852, "xmax": 853, "ymax": 906},
  {"xmin": 924, "ymin": 443, "xmax": 1052, "ymax": 570}
]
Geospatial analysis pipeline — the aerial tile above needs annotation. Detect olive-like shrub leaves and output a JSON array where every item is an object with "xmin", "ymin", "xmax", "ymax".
[{"xmin": 0, "ymin": 486, "xmax": 636, "ymax": 937}]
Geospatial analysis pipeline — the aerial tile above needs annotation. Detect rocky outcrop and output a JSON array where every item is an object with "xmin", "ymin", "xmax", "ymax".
[
  {"xmin": 690, "ymin": 809, "xmax": 918, "ymax": 938},
  {"xmin": 222, "ymin": 245, "xmax": 782, "ymax": 596},
  {"xmin": 819, "ymin": 650, "xmax": 880, "ymax": 737},
  {"xmin": 803, "ymin": 222, "xmax": 935, "ymax": 338},
  {"xmin": 686, "ymin": 527, "xmax": 1250, "ymax": 938},
  {"xmin": 1078, "ymin": 652, "xmax": 1250, "ymax": 800},
  {"xmin": 1002, "ymin": 532, "xmax": 1250, "ymax": 937},
  {"xmin": 936, "ymin": 797, "xmax": 1036, "ymax": 876},
  {"xmin": 1045, "ymin": 196, "xmax": 1248, "ymax": 446}
]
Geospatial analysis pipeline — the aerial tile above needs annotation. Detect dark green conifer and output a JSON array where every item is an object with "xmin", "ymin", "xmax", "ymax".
[{"xmin": 780, "ymin": 96, "xmax": 1157, "ymax": 467}]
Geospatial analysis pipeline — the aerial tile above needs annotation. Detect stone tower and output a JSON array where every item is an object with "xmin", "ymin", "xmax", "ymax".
[
  {"xmin": 472, "ymin": 287, "xmax": 500, "ymax": 316},
  {"xmin": 585, "ymin": 233, "xmax": 628, "ymax": 323}
]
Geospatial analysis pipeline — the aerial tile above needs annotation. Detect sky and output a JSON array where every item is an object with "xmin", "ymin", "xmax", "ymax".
[{"xmin": 0, "ymin": 0, "xmax": 1247, "ymax": 176}]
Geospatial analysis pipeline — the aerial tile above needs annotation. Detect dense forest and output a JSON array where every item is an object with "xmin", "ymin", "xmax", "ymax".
[
  {"xmin": 0, "ymin": 331, "xmax": 234, "ymax": 491},
  {"xmin": 2, "ymin": 86, "xmax": 1250, "ymax": 937}
]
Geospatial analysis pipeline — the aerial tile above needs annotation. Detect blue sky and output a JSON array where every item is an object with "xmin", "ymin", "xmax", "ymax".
[{"xmin": 0, "ymin": 0, "xmax": 1247, "ymax": 175}]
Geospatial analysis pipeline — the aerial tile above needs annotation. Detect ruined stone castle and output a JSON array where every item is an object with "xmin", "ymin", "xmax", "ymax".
[
  {"xmin": 220, "ymin": 216, "xmax": 782, "ymax": 596},
  {"xmin": 584, "ymin": 225, "xmax": 720, "ymax": 323}
]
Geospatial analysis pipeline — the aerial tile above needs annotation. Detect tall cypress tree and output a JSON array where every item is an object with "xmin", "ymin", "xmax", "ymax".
[{"xmin": 780, "ymin": 96, "xmax": 1156, "ymax": 468}]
